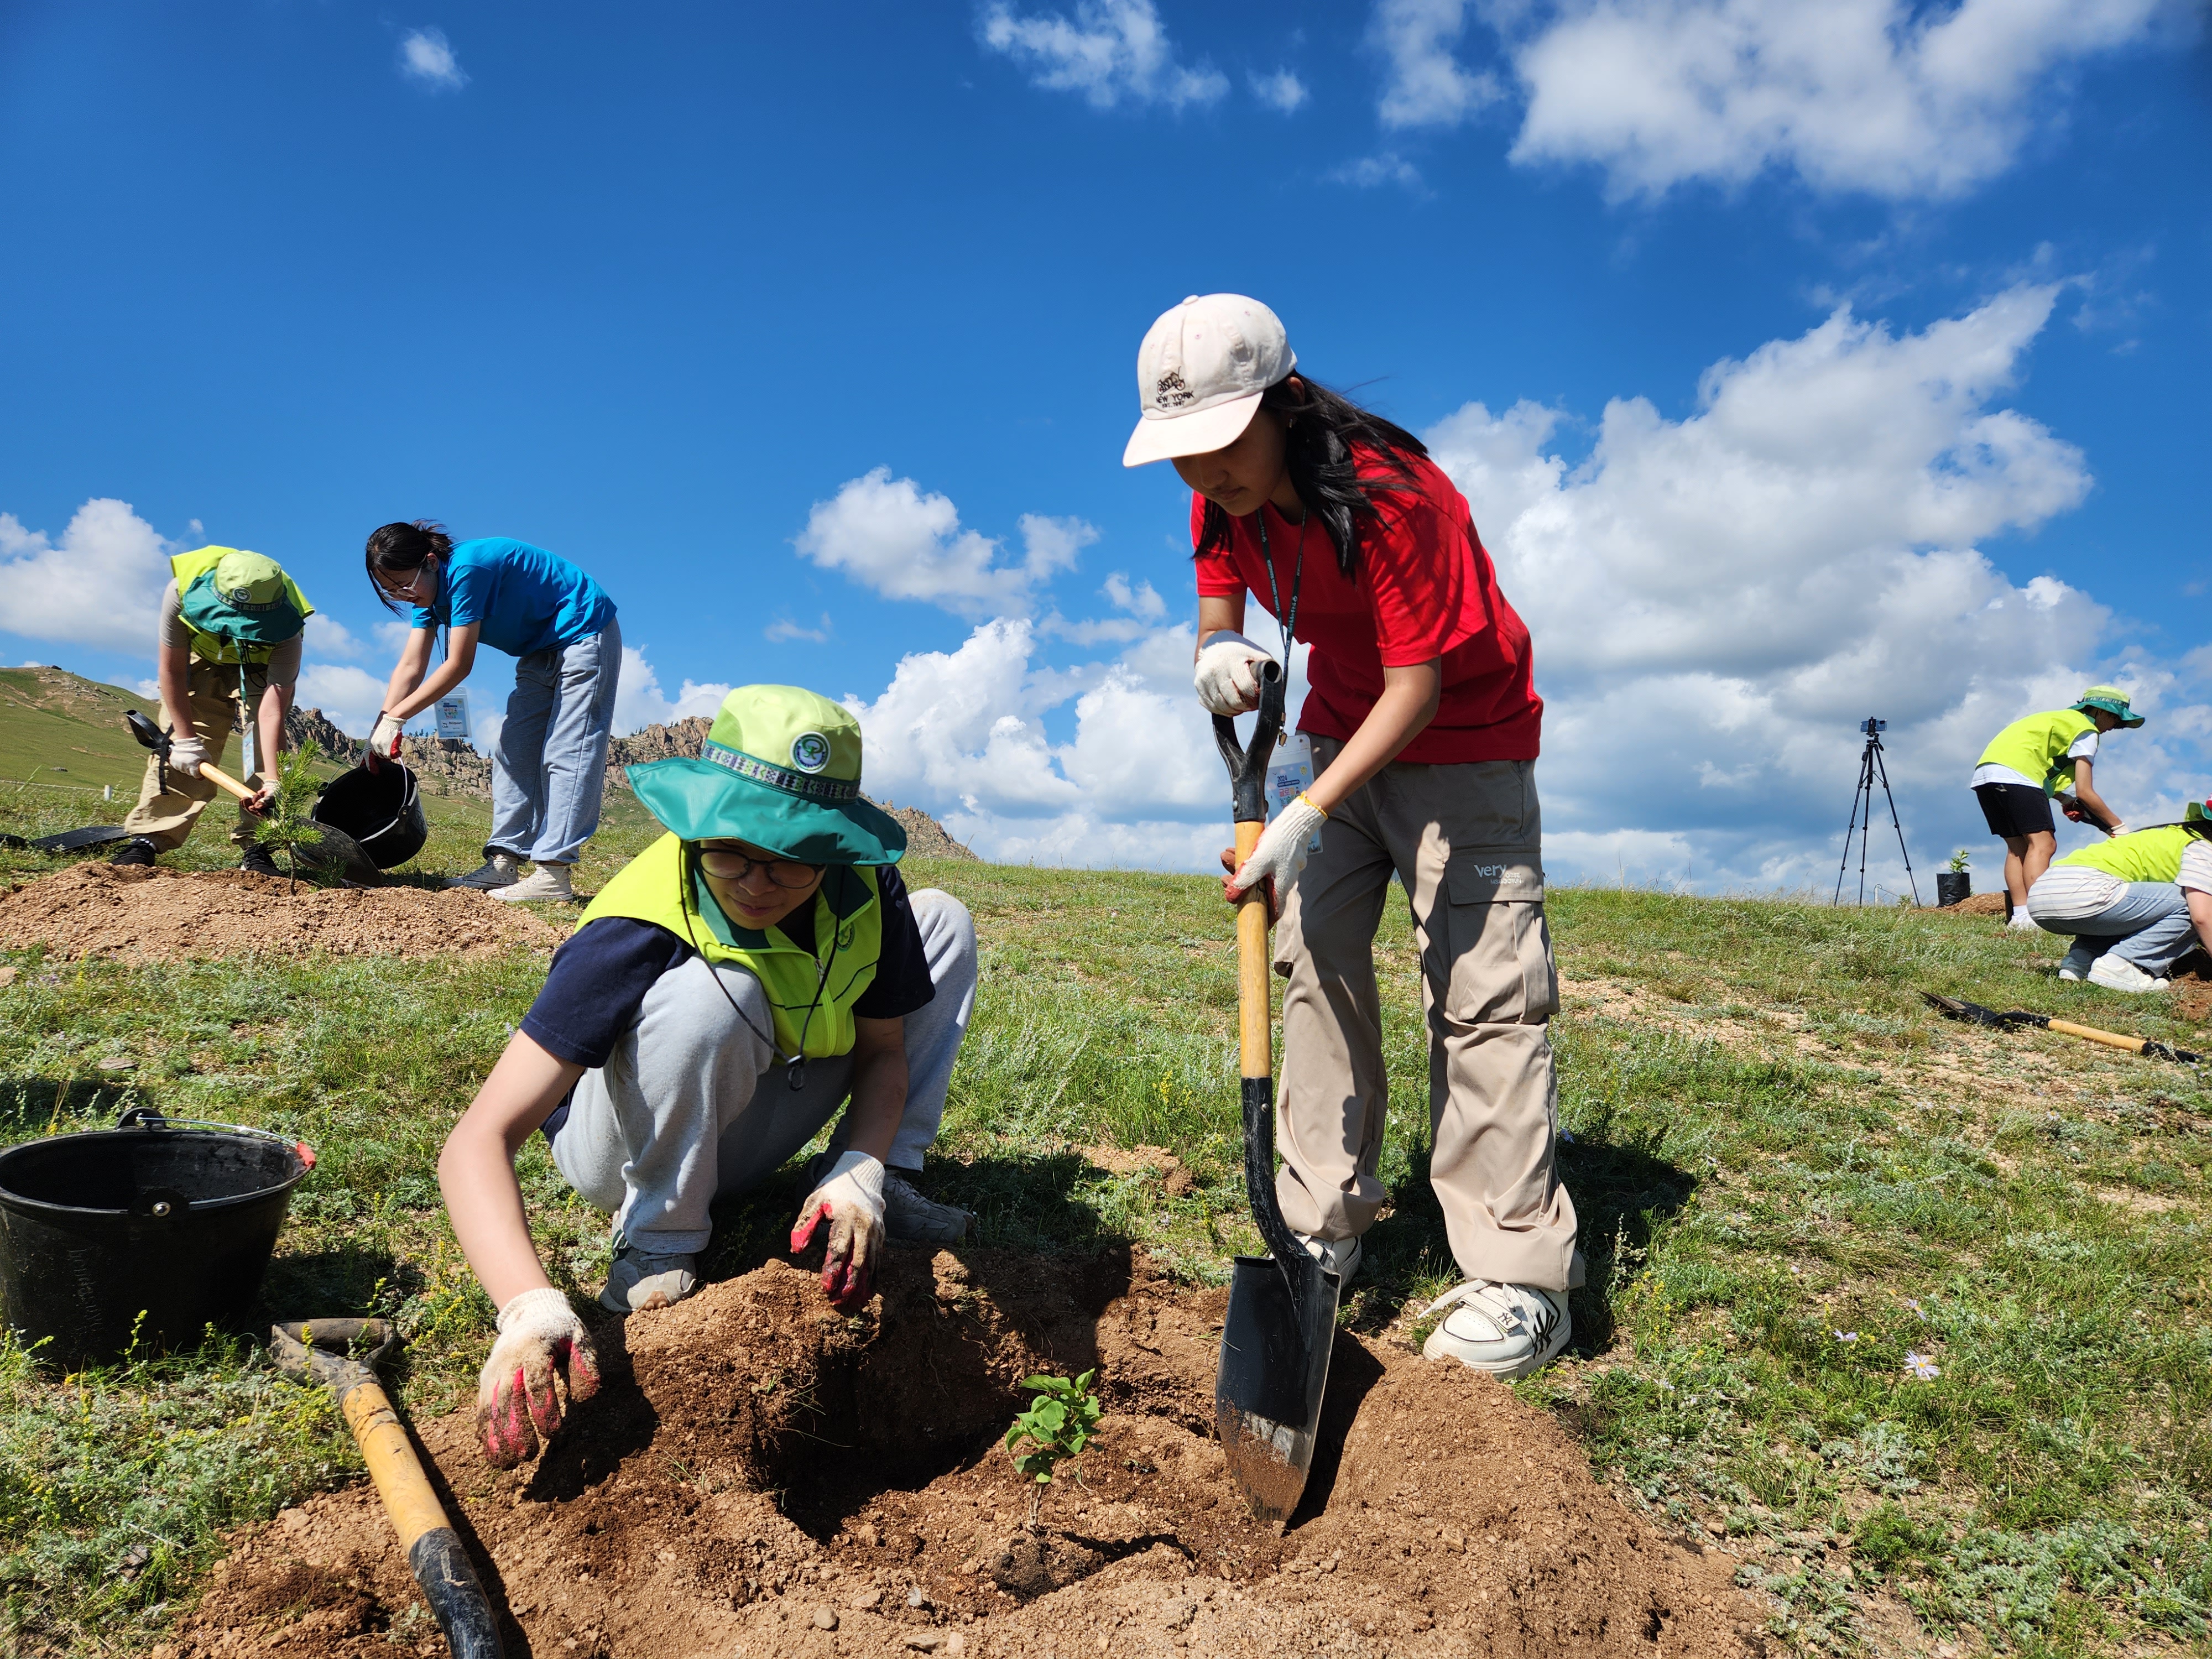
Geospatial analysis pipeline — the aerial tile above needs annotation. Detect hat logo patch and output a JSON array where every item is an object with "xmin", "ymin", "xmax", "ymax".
[
  {"xmin": 790, "ymin": 732, "xmax": 832, "ymax": 774},
  {"xmin": 1152, "ymin": 369, "xmax": 1193, "ymax": 410}
]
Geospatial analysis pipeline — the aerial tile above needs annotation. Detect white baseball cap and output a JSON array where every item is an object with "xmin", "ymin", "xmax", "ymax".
[{"xmin": 1121, "ymin": 294, "xmax": 1297, "ymax": 468}]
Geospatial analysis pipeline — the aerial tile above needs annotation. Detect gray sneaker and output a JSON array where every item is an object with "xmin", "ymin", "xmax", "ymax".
[
  {"xmin": 884, "ymin": 1168, "xmax": 973, "ymax": 1242},
  {"xmin": 449, "ymin": 850, "xmax": 523, "ymax": 891},
  {"xmin": 599, "ymin": 1243, "xmax": 698, "ymax": 1313}
]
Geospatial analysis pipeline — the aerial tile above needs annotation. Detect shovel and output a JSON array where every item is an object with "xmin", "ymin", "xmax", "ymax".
[
  {"xmin": 125, "ymin": 709, "xmax": 379, "ymax": 882},
  {"xmin": 1922, "ymin": 991, "xmax": 2201, "ymax": 1063},
  {"xmin": 270, "ymin": 1318, "xmax": 504, "ymax": 1658},
  {"xmin": 1211, "ymin": 663, "xmax": 1342, "ymax": 1524},
  {"xmin": 125, "ymin": 708, "xmax": 262, "ymax": 806}
]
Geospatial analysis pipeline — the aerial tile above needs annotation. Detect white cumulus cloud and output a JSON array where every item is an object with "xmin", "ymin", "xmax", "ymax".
[
  {"xmin": 0, "ymin": 498, "xmax": 174, "ymax": 653},
  {"xmin": 1324, "ymin": 152, "xmax": 1425, "ymax": 190},
  {"xmin": 294, "ymin": 663, "xmax": 388, "ymax": 738},
  {"xmin": 978, "ymin": 0, "xmax": 1229, "ymax": 110},
  {"xmin": 765, "ymin": 613, "xmax": 833, "ymax": 644},
  {"xmin": 1250, "ymin": 67, "xmax": 1310, "ymax": 113},
  {"xmin": 614, "ymin": 645, "xmax": 731, "ymax": 737},
  {"xmin": 795, "ymin": 467, "xmax": 1095, "ymax": 618},
  {"xmin": 399, "ymin": 27, "xmax": 468, "ymax": 91},
  {"xmin": 1479, "ymin": 0, "xmax": 2169, "ymax": 199},
  {"xmin": 1371, "ymin": 0, "xmax": 1501, "ymax": 128}
]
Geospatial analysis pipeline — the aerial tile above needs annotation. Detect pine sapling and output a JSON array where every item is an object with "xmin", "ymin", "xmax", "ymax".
[
  {"xmin": 1003, "ymin": 1369, "xmax": 1102, "ymax": 1530},
  {"xmin": 253, "ymin": 745, "xmax": 326, "ymax": 891}
]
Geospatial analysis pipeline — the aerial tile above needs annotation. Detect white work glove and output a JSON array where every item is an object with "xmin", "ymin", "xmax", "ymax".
[
  {"xmin": 477, "ymin": 1287, "xmax": 600, "ymax": 1469},
  {"xmin": 168, "ymin": 733, "xmax": 207, "ymax": 779},
  {"xmin": 1193, "ymin": 631, "xmax": 1278, "ymax": 717},
  {"xmin": 2106, "ymin": 821, "xmax": 2128, "ymax": 838},
  {"xmin": 790, "ymin": 1150, "xmax": 886, "ymax": 1311},
  {"xmin": 1225, "ymin": 795, "xmax": 1328, "ymax": 920},
  {"xmin": 367, "ymin": 711, "xmax": 404, "ymax": 769}
]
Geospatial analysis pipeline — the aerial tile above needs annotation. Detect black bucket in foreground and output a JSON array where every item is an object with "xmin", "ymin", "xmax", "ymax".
[
  {"xmin": 314, "ymin": 761, "xmax": 428, "ymax": 870},
  {"xmin": 0, "ymin": 1110, "xmax": 312, "ymax": 1368}
]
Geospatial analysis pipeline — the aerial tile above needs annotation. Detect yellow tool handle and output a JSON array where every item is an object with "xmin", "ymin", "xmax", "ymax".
[
  {"xmin": 340, "ymin": 1379, "xmax": 455, "ymax": 1552},
  {"xmin": 1235, "ymin": 820, "xmax": 1271, "ymax": 1081},
  {"xmin": 2045, "ymin": 1018, "xmax": 2148, "ymax": 1055},
  {"xmin": 197, "ymin": 760, "xmax": 259, "ymax": 805}
]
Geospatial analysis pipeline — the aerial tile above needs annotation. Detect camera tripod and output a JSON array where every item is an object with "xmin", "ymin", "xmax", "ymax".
[{"xmin": 1835, "ymin": 717, "xmax": 1919, "ymax": 907}]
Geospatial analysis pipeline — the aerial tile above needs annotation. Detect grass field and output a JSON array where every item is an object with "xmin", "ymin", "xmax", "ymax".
[{"xmin": 3, "ymin": 785, "xmax": 2211, "ymax": 1655}]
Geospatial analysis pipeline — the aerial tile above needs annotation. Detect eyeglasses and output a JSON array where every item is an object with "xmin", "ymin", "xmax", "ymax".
[
  {"xmin": 375, "ymin": 566, "xmax": 434, "ymax": 599},
  {"xmin": 696, "ymin": 846, "xmax": 823, "ymax": 889}
]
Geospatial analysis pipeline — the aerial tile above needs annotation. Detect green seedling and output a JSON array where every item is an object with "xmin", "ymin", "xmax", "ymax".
[
  {"xmin": 1947, "ymin": 849, "xmax": 1972, "ymax": 873},
  {"xmin": 253, "ymin": 745, "xmax": 326, "ymax": 890},
  {"xmin": 1003, "ymin": 1369, "xmax": 1102, "ymax": 1530}
]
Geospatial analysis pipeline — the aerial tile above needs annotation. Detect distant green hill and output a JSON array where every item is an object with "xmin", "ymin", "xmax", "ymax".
[{"xmin": 0, "ymin": 665, "xmax": 160, "ymax": 799}]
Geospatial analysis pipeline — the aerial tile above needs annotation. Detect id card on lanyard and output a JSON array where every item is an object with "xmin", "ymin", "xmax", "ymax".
[{"xmin": 1256, "ymin": 512, "xmax": 1324, "ymax": 854}]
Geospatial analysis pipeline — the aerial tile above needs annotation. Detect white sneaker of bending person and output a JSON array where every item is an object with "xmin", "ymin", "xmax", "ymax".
[
  {"xmin": 1295, "ymin": 1232, "xmax": 1362, "ymax": 1284},
  {"xmin": 448, "ymin": 850, "xmax": 522, "ymax": 891},
  {"xmin": 492, "ymin": 862, "xmax": 576, "ymax": 904},
  {"xmin": 2087, "ymin": 954, "xmax": 2169, "ymax": 993},
  {"xmin": 599, "ymin": 1241, "xmax": 699, "ymax": 1313},
  {"xmin": 1420, "ymin": 1280, "xmax": 1571, "ymax": 1381},
  {"xmin": 2006, "ymin": 910, "xmax": 2040, "ymax": 932}
]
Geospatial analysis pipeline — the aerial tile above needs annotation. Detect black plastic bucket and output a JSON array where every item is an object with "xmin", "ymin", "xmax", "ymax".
[
  {"xmin": 314, "ymin": 761, "xmax": 428, "ymax": 870},
  {"xmin": 1936, "ymin": 872, "xmax": 1971, "ymax": 907},
  {"xmin": 0, "ymin": 1109, "xmax": 313, "ymax": 1367}
]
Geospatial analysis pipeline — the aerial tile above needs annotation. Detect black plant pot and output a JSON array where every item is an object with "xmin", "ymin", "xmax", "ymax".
[{"xmin": 1936, "ymin": 871, "xmax": 1971, "ymax": 907}]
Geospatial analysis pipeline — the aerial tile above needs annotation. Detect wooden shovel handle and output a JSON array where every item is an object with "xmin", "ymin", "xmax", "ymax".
[
  {"xmin": 197, "ymin": 760, "xmax": 259, "ymax": 805},
  {"xmin": 1235, "ymin": 820, "xmax": 1271, "ymax": 1080},
  {"xmin": 2044, "ymin": 1017, "xmax": 2148, "ymax": 1054}
]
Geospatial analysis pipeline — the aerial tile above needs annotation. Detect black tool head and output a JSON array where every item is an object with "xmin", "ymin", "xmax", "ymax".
[
  {"xmin": 1212, "ymin": 662, "xmax": 1287, "ymax": 825},
  {"xmin": 124, "ymin": 709, "xmax": 166, "ymax": 752},
  {"xmin": 1217, "ymin": 1250, "xmax": 1340, "ymax": 1524}
]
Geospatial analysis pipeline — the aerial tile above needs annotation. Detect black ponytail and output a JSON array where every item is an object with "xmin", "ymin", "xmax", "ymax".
[{"xmin": 1193, "ymin": 378, "xmax": 1427, "ymax": 578}]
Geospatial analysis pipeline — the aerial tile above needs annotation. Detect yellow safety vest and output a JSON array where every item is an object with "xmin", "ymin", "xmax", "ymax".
[
  {"xmin": 575, "ymin": 833, "xmax": 884, "ymax": 1060},
  {"xmin": 2054, "ymin": 823, "xmax": 2198, "ymax": 884},
  {"xmin": 170, "ymin": 548, "xmax": 315, "ymax": 666},
  {"xmin": 1976, "ymin": 708, "xmax": 2097, "ymax": 797}
]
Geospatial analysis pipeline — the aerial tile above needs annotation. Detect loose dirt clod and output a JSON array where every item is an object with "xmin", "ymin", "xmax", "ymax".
[
  {"xmin": 179, "ymin": 1251, "xmax": 1766, "ymax": 1657},
  {"xmin": 0, "ymin": 863, "xmax": 562, "ymax": 962}
]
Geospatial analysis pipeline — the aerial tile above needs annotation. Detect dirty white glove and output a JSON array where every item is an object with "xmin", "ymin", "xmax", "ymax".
[
  {"xmin": 1193, "ymin": 631, "xmax": 1277, "ymax": 717},
  {"xmin": 1227, "ymin": 795, "xmax": 1328, "ymax": 916},
  {"xmin": 790, "ymin": 1150, "xmax": 885, "ymax": 1310},
  {"xmin": 477, "ymin": 1287, "xmax": 599, "ymax": 1469},
  {"xmin": 168, "ymin": 733, "xmax": 207, "ymax": 779},
  {"xmin": 368, "ymin": 712, "xmax": 405, "ymax": 764},
  {"xmin": 2105, "ymin": 821, "xmax": 2128, "ymax": 838}
]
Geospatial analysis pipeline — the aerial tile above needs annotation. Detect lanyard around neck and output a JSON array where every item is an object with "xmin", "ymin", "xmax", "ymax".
[{"xmin": 1254, "ymin": 505, "xmax": 1307, "ymax": 663}]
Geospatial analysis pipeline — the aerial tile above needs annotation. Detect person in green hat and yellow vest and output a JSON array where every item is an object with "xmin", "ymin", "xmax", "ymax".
[
  {"xmin": 436, "ymin": 685, "xmax": 978, "ymax": 1468},
  {"xmin": 1970, "ymin": 686, "xmax": 2142, "ymax": 931},
  {"xmin": 110, "ymin": 547, "xmax": 314, "ymax": 873},
  {"xmin": 2024, "ymin": 805, "xmax": 2212, "ymax": 992}
]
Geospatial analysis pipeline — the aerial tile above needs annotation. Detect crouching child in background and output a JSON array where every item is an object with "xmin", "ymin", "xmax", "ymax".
[
  {"xmin": 436, "ymin": 686, "xmax": 977, "ymax": 1467},
  {"xmin": 2025, "ymin": 804, "xmax": 2212, "ymax": 993}
]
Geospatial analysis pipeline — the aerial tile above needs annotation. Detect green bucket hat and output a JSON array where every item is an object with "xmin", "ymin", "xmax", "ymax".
[
  {"xmin": 178, "ymin": 551, "xmax": 308, "ymax": 645},
  {"xmin": 625, "ymin": 685, "xmax": 907, "ymax": 865},
  {"xmin": 2072, "ymin": 685, "xmax": 2145, "ymax": 728}
]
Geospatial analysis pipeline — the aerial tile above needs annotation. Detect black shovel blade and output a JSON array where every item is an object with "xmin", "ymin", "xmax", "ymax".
[
  {"xmin": 1217, "ymin": 1250, "xmax": 1340, "ymax": 1524},
  {"xmin": 288, "ymin": 823, "xmax": 380, "ymax": 885},
  {"xmin": 28, "ymin": 826, "xmax": 132, "ymax": 853},
  {"xmin": 124, "ymin": 709, "xmax": 166, "ymax": 751}
]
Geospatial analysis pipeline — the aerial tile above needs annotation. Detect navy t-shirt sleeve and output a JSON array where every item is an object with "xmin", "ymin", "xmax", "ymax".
[
  {"xmin": 520, "ymin": 917, "xmax": 691, "ymax": 1068},
  {"xmin": 853, "ymin": 865, "xmax": 935, "ymax": 1020}
]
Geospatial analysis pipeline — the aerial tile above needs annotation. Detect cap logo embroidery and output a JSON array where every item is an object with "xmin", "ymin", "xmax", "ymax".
[
  {"xmin": 790, "ymin": 732, "xmax": 832, "ymax": 774},
  {"xmin": 1152, "ymin": 369, "xmax": 1194, "ymax": 410}
]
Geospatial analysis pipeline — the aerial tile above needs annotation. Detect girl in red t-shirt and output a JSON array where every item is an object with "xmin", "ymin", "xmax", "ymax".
[{"xmin": 1124, "ymin": 294, "xmax": 1579, "ymax": 1381}]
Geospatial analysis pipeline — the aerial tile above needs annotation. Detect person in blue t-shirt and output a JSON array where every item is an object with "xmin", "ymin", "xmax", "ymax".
[{"xmin": 366, "ymin": 520, "xmax": 620, "ymax": 903}]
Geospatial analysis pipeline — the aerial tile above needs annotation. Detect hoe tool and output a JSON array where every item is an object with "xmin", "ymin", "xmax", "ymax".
[
  {"xmin": 271, "ymin": 1318, "xmax": 503, "ymax": 1658},
  {"xmin": 124, "ymin": 708, "xmax": 259, "ymax": 806},
  {"xmin": 1212, "ymin": 661, "xmax": 1342, "ymax": 1524},
  {"xmin": 1922, "ymin": 991, "xmax": 2201, "ymax": 1064}
]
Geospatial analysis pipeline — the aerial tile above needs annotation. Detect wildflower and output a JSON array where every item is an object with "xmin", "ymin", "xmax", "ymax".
[
  {"xmin": 1834, "ymin": 1331, "xmax": 1859, "ymax": 1343},
  {"xmin": 1903, "ymin": 1350, "xmax": 1940, "ymax": 1380}
]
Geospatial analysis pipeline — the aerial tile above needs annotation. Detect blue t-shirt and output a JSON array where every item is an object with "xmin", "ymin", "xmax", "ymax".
[{"xmin": 412, "ymin": 538, "xmax": 615, "ymax": 659}]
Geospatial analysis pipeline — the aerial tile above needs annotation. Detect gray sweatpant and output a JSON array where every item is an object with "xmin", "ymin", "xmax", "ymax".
[{"xmin": 550, "ymin": 888, "xmax": 977, "ymax": 1255}]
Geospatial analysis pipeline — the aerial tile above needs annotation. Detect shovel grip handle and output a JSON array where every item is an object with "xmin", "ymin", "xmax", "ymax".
[
  {"xmin": 198, "ymin": 761, "xmax": 259, "ymax": 805},
  {"xmin": 2044, "ymin": 1017, "xmax": 2147, "ymax": 1053},
  {"xmin": 1235, "ymin": 821, "xmax": 1271, "ymax": 1080}
]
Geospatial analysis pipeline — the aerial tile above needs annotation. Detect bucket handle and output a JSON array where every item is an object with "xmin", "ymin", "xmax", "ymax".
[
  {"xmin": 115, "ymin": 1107, "xmax": 318, "ymax": 1171},
  {"xmin": 316, "ymin": 763, "xmax": 418, "ymax": 846}
]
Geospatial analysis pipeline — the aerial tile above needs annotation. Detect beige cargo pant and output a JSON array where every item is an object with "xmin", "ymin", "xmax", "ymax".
[
  {"xmin": 1274, "ymin": 740, "xmax": 1579, "ymax": 1291},
  {"xmin": 122, "ymin": 657, "xmax": 271, "ymax": 853}
]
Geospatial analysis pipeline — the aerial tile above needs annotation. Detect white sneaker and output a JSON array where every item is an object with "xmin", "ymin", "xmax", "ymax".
[
  {"xmin": 599, "ymin": 1242, "xmax": 698, "ymax": 1312},
  {"xmin": 2007, "ymin": 910, "xmax": 2040, "ymax": 932},
  {"xmin": 448, "ymin": 850, "xmax": 522, "ymax": 891},
  {"xmin": 2057, "ymin": 967, "xmax": 2083, "ymax": 982},
  {"xmin": 1295, "ymin": 1232, "xmax": 1361, "ymax": 1283},
  {"xmin": 491, "ymin": 863, "xmax": 575, "ymax": 904},
  {"xmin": 2087, "ymin": 954, "xmax": 2168, "ymax": 993},
  {"xmin": 1420, "ymin": 1280, "xmax": 1571, "ymax": 1380}
]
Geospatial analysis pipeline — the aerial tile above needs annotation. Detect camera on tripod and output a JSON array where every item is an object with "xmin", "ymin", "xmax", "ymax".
[
  {"xmin": 1859, "ymin": 718, "xmax": 1886, "ymax": 737},
  {"xmin": 1836, "ymin": 715, "xmax": 1918, "ymax": 906}
]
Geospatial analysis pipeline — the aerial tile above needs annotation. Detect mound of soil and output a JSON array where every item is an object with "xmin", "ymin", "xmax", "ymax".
[
  {"xmin": 0, "ymin": 864, "xmax": 562, "ymax": 962},
  {"xmin": 176, "ymin": 1251, "xmax": 1765, "ymax": 1658},
  {"xmin": 1933, "ymin": 891, "xmax": 2006, "ymax": 916}
]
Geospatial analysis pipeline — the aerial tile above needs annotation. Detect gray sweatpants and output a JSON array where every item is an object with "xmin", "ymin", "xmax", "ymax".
[{"xmin": 550, "ymin": 888, "xmax": 977, "ymax": 1255}]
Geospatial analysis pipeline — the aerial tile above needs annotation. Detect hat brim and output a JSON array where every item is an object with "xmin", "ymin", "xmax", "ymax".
[
  {"xmin": 1122, "ymin": 392, "xmax": 1265, "ymax": 468},
  {"xmin": 2074, "ymin": 700, "xmax": 2146, "ymax": 728},
  {"xmin": 626, "ymin": 758, "xmax": 907, "ymax": 864}
]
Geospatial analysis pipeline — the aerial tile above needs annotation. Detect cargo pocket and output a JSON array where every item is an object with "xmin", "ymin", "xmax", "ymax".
[{"xmin": 1436, "ymin": 852, "xmax": 1556, "ymax": 1026}]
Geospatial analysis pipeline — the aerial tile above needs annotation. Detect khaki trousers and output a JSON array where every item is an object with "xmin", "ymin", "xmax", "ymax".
[
  {"xmin": 121, "ymin": 657, "xmax": 270, "ymax": 853},
  {"xmin": 1274, "ymin": 741, "xmax": 1579, "ymax": 1291}
]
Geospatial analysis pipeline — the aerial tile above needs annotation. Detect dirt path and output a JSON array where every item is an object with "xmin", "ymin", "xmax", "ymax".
[
  {"xmin": 0, "ymin": 864, "xmax": 562, "ymax": 962},
  {"xmin": 173, "ymin": 1251, "xmax": 1765, "ymax": 1658}
]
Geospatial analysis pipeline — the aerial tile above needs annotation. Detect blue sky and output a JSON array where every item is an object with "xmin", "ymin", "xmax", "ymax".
[{"xmin": 3, "ymin": 0, "xmax": 2207, "ymax": 888}]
